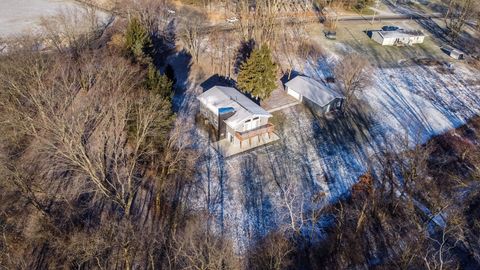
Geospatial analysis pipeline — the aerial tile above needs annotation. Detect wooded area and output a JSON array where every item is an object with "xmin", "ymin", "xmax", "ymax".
[{"xmin": 1, "ymin": 0, "xmax": 480, "ymax": 269}]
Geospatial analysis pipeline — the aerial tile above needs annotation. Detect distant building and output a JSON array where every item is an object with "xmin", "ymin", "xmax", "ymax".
[
  {"xmin": 442, "ymin": 47, "xmax": 465, "ymax": 60},
  {"xmin": 284, "ymin": 76, "xmax": 345, "ymax": 115},
  {"xmin": 197, "ymin": 86, "xmax": 274, "ymax": 148},
  {"xmin": 371, "ymin": 29, "xmax": 426, "ymax": 46}
]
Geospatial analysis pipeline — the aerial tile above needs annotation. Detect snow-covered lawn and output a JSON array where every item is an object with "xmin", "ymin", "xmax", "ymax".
[
  {"xmin": 0, "ymin": 0, "xmax": 80, "ymax": 36},
  {"xmin": 0, "ymin": 0, "xmax": 109, "ymax": 37},
  {"xmin": 176, "ymin": 52, "xmax": 480, "ymax": 252}
]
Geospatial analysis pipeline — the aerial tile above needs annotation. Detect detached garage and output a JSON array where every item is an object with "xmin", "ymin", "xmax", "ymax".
[{"xmin": 285, "ymin": 76, "xmax": 345, "ymax": 115}]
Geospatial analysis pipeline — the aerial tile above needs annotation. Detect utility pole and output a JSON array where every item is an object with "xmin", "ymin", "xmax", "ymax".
[{"xmin": 371, "ymin": 0, "xmax": 380, "ymax": 24}]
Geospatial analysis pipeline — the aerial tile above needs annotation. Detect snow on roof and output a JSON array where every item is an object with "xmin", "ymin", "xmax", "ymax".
[
  {"xmin": 285, "ymin": 76, "xmax": 344, "ymax": 107},
  {"xmin": 197, "ymin": 86, "xmax": 271, "ymax": 128},
  {"xmin": 378, "ymin": 29, "xmax": 425, "ymax": 39}
]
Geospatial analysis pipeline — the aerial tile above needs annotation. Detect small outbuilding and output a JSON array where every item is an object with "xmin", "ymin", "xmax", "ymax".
[
  {"xmin": 284, "ymin": 76, "xmax": 345, "ymax": 115},
  {"xmin": 371, "ymin": 29, "xmax": 426, "ymax": 46},
  {"xmin": 442, "ymin": 47, "xmax": 465, "ymax": 60}
]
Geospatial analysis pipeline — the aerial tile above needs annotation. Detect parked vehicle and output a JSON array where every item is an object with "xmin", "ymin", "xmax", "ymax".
[
  {"xmin": 324, "ymin": 31, "xmax": 337, "ymax": 40},
  {"xmin": 382, "ymin": 25, "xmax": 400, "ymax": 31}
]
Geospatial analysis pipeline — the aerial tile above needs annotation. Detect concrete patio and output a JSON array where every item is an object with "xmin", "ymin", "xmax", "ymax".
[
  {"xmin": 213, "ymin": 132, "xmax": 280, "ymax": 158},
  {"xmin": 261, "ymin": 88, "xmax": 300, "ymax": 113}
]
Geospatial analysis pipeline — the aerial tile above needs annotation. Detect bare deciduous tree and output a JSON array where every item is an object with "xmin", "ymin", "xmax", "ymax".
[
  {"xmin": 248, "ymin": 232, "xmax": 293, "ymax": 270},
  {"xmin": 171, "ymin": 218, "xmax": 239, "ymax": 269},
  {"xmin": 40, "ymin": 7, "xmax": 104, "ymax": 57},
  {"xmin": 444, "ymin": 0, "xmax": 475, "ymax": 42},
  {"xmin": 179, "ymin": 9, "xmax": 207, "ymax": 63},
  {"xmin": 236, "ymin": 0, "xmax": 281, "ymax": 45},
  {"xmin": 334, "ymin": 53, "xmax": 372, "ymax": 106},
  {"xmin": 0, "ymin": 51, "xmax": 173, "ymax": 217}
]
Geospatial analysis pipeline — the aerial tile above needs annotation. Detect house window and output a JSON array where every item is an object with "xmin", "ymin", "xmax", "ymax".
[
  {"xmin": 244, "ymin": 119, "xmax": 252, "ymax": 131},
  {"xmin": 252, "ymin": 117, "xmax": 260, "ymax": 129}
]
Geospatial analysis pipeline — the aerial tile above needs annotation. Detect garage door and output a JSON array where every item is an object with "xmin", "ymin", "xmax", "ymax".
[{"xmin": 286, "ymin": 87, "xmax": 301, "ymax": 101}]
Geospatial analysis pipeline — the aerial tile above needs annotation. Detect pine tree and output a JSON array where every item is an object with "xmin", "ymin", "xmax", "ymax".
[
  {"xmin": 237, "ymin": 45, "xmax": 277, "ymax": 101},
  {"xmin": 145, "ymin": 64, "xmax": 173, "ymax": 100},
  {"xmin": 125, "ymin": 17, "xmax": 152, "ymax": 60}
]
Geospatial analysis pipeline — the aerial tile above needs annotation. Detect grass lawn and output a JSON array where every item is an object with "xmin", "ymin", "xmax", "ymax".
[
  {"xmin": 351, "ymin": 6, "xmax": 376, "ymax": 16},
  {"xmin": 306, "ymin": 19, "xmax": 449, "ymax": 67}
]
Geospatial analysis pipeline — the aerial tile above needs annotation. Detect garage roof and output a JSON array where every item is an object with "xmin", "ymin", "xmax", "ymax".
[{"xmin": 285, "ymin": 76, "xmax": 344, "ymax": 107}]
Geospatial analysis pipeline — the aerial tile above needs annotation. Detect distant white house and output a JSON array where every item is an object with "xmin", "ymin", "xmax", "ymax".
[
  {"xmin": 285, "ymin": 76, "xmax": 345, "ymax": 115},
  {"xmin": 371, "ymin": 29, "xmax": 426, "ymax": 46},
  {"xmin": 197, "ymin": 86, "xmax": 274, "ymax": 148}
]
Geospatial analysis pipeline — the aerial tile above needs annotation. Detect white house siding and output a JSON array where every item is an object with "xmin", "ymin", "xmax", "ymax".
[
  {"xmin": 382, "ymin": 37, "xmax": 396, "ymax": 46},
  {"xmin": 227, "ymin": 116, "xmax": 270, "ymax": 147},
  {"xmin": 372, "ymin": 31, "xmax": 425, "ymax": 46},
  {"xmin": 372, "ymin": 32, "xmax": 386, "ymax": 45},
  {"xmin": 396, "ymin": 36, "xmax": 424, "ymax": 45},
  {"xmin": 286, "ymin": 86, "xmax": 302, "ymax": 101}
]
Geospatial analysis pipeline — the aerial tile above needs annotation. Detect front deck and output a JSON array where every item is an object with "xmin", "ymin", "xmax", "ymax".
[
  {"xmin": 213, "ymin": 131, "xmax": 280, "ymax": 158},
  {"xmin": 235, "ymin": 123, "xmax": 275, "ymax": 148}
]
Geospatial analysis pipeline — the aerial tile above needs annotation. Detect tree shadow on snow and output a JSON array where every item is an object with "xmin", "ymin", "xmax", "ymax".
[
  {"xmin": 239, "ymin": 155, "xmax": 276, "ymax": 241},
  {"xmin": 168, "ymin": 49, "xmax": 192, "ymax": 112}
]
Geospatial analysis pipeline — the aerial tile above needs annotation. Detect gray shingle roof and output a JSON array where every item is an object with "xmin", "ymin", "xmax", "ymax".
[{"xmin": 285, "ymin": 76, "xmax": 344, "ymax": 107}]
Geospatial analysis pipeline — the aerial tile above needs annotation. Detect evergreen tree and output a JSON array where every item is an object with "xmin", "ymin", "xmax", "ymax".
[
  {"xmin": 237, "ymin": 45, "xmax": 277, "ymax": 100},
  {"xmin": 145, "ymin": 64, "xmax": 173, "ymax": 100},
  {"xmin": 125, "ymin": 17, "xmax": 152, "ymax": 60}
]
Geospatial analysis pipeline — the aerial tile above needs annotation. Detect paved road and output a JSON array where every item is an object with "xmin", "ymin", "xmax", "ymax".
[
  {"xmin": 199, "ymin": 12, "xmax": 444, "ymax": 34},
  {"xmin": 338, "ymin": 12, "xmax": 443, "ymax": 21}
]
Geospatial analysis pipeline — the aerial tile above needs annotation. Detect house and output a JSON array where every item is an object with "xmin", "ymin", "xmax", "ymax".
[
  {"xmin": 197, "ymin": 86, "xmax": 274, "ymax": 148},
  {"xmin": 284, "ymin": 76, "xmax": 345, "ymax": 115},
  {"xmin": 371, "ymin": 29, "xmax": 426, "ymax": 46}
]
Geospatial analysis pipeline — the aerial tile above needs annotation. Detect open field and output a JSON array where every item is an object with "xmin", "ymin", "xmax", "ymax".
[
  {"xmin": 308, "ymin": 19, "xmax": 451, "ymax": 67},
  {"xmin": 0, "ymin": 0, "xmax": 80, "ymax": 36},
  {"xmin": 0, "ymin": 0, "xmax": 103, "ymax": 37}
]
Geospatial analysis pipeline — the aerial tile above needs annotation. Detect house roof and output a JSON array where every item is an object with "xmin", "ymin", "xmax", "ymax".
[
  {"xmin": 197, "ymin": 86, "xmax": 271, "ymax": 128},
  {"xmin": 377, "ymin": 29, "xmax": 425, "ymax": 39},
  {"xmin": 285, "ymin": 76, "xmax": 344, "ymax": 107}
]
